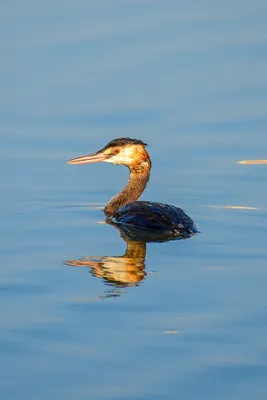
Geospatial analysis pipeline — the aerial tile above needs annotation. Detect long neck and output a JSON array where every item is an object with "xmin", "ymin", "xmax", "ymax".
[{"xmin": 104, "ymin": 165, "xmax": 150, "ymax": 217}]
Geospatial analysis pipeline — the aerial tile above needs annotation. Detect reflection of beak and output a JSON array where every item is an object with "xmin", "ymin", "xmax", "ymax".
[{"xmin": 67, "ymin": 151, "xmax": 109, "ymax": 165}]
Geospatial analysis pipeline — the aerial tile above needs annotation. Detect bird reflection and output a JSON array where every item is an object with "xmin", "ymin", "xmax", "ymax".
[
  {"xmin": 64, "ymin": 218, "xmax": 194, "ymax": 293},
  {"xmin": 65, "ymin": 238, "xmax": 146, "ymax": 288}
]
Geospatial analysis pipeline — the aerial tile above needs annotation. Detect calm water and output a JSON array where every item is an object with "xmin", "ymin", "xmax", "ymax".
[{"xmin": 1, "ymin": 1, "xmax": 267, "ymax": 399}]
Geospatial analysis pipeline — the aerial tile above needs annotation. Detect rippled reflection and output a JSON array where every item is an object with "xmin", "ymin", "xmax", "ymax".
[
  {"xmin": 65, "ymin": 239, "xmax": 146, "ymax": 288},
  {"xmin": 64, "ymin": 218, "xmax": 194, "ymax": 290}
]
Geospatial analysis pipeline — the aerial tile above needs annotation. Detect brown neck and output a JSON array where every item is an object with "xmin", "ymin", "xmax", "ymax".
[{"xmin": 104, "ymin": 163, "xmax": 151, "ymax": 217}]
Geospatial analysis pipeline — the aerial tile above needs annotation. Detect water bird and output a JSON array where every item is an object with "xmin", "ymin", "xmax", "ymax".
[{"xmin": 67, "ymin": 138, "xmax": 198, "ymax": 237}]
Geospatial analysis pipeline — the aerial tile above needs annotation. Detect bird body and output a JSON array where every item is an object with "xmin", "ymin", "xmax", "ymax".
[
  {"xmin": 113, "ymin": 201, "xmax": 197, "ymax": 235},
  {"xmin": 67, "ymin": 137, "xmax": 198, "ymax": 237}
]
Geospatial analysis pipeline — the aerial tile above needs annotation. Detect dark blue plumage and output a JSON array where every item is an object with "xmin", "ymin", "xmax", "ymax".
[{"xmin": 113, "ymin": 201, "xmax": 198, "ymax": 235}]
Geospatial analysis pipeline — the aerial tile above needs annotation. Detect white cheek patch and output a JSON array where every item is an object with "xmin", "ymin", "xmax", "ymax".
[
  {"xmin": 116, "ymin": 147, "xmax": 135, "ymax": 164},
  {"xmin": 103, "ymin": 147, "xmax": 135, "ymax": 165},
  {"xmin": 123, "ymin": 147, "xmax": 135, "ymax": 158}
]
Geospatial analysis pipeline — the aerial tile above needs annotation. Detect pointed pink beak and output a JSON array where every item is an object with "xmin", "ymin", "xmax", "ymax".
[{"xmin": 67, "ymin": 151, "xmax": 109, "ymax": 165}]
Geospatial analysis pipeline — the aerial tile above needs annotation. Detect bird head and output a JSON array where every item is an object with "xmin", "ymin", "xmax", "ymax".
[{"xmin": 67, "ymin": 137, "xmax": 150, "ymax": 170}]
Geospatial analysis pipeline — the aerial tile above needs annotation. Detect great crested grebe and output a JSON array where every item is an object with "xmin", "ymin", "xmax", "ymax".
[{"xmin": 67, "ymin": 138, "xmax": 198, "ymax": 237}]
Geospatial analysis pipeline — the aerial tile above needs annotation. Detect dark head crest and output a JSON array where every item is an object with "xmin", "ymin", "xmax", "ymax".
[{"xmin": 101, "ymin": 137, "xmax": 148, "ymax": 151}]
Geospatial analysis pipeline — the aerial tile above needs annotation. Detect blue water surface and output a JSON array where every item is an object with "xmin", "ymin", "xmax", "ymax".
[{"xmin": 1, "ymin": 1, "xmax": 267, "ymax": 399}]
